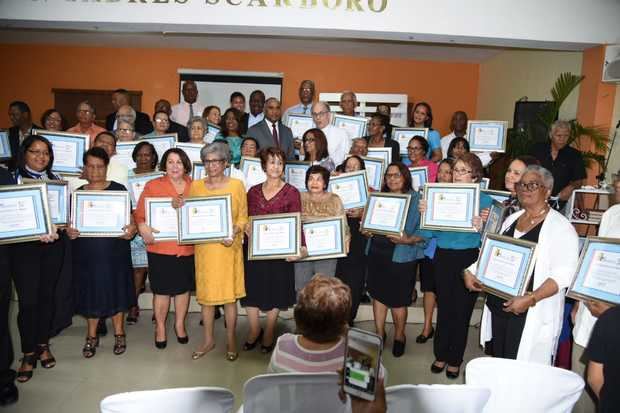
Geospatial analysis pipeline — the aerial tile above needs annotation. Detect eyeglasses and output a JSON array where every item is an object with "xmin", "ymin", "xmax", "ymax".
[
  {"xmin": 385, "ymin": 172, "xmax": 402, "ymax": 179},
  {"xmin": 453, "ymin": 168, "xmax": 472, "ymax": 175},
  {"xmin": 516, "ymin": 181, "xmax": 544, "ymax": 192},
  {"xmin": 46, "ymin": 117, "xmax": 61, "ymax": 123},
  {"xmin": 27, "ymin": 149, "xmax": 50, "ymax": 157},
  {"xmin": 303, "ymin": 138, "xmax": 316, "ymax": 143},
  {"xmin": 204, "ymin": 159, "xmax": 225, "ymax": 165},
  {"xmin": 311, "ymin": 111, "xmax": 328, "ymax": 117},
  {"xmin": 77, "ymin": 109, "xmax": 92, "ymax": 114},
  {"xmin": 118, "ymin": 128, "xmax": 134, "ymax": 133},
  {"xmin": 407, "ymin": 146, "xmax": 424, "ymax": 152},
  {"xmin": 155, "ymin": 118, "xmax": 169, "ymax": 123}
]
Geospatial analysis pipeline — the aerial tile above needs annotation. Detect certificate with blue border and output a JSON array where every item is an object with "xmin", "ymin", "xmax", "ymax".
[
  {"xmin": 301, "ymin": 216, "xmax": 347, "ymax": 261},
  {"xmin": 482, "ymin": 189, "xmax": 511, "ymax": 204},
  {"xmin": 287, "ymin": 114, "xmax": 315, "ymax": 139},
  {"xmin": 22, "ymin": 179, "xmax": 69, "ymax": 227},
  {"xmin": 475, "ymin": 233, "xmax": 538, "ymax": 300},
  {"xmin": 239, "ymin": 156, "xmax": 267, "ymax": 188},
  {"xmin": 248, "ymin": 212, "xmax": 301, "ymax": 260},
  {"xmin": 332, "ymin": 114, "xmax": 368, "ymax": 139},
  {"xmin": 328, "ymin": 171, "xmax": 368, "ymax": 210},
  {"xmin": 175, "ymin": 142, "xmax": 203, "ymax": 163},
  {"xmin": 0, "ymin": 130, "xmax": 10, "ymax": 160},
  {"xmin": 34, "ymin": 130, "xmax": 89, "ymax": 175},
  {"xmin": 466, "ymin": 120, "xmax": 508, "ymax": 152},
  {"xmin": 421, "ymin": 183, "xmax": 480, "ymax": 232},
  {"xmin": 480, "ymin": 177, "xmax": 490, "ymax": 190},
  {"xmin": 177, "ymin": 195, "xmax": 233, "ymax": 245},
  {"xmin": 141, "ymin": 134, "xmax": 177, "ymax": 162},
  {"xmin": 71, "ymin": 190, "xmax": 130, "ymax": 237},
  {"xmin": 284, "ymin": 161, "xmax": 311, "ymax": 192},
  {"xmin": 567, "ymin": 237, "xmax": 620, "ymax": 305},
  {"xmin": 144, "ymin": 197, "xmax": 178, "ymax": 242},
  {"xmin": 483, "ymin": 200, "xmax": 507, "ymax": 235},
  {"xmin": 115, "ymin": 141, "xmax": 138, "ymax": 170},
  {"xmin": 127, "ymin": 172, "xmax": 164, "ymax": 208},
  {"xmin": 367, "ymin": 147, "xmax": 392, "ymax": 165},
  {"xmin": 361, "ymin": 156, "xmax": 385, "ymax": 191},
  {"xmin": 409, "ymin": 166, "xmax": 428, "ymax": 192},
  {"xmin": 392, "ymin": 128, "xmax": 428, "ymax": 155},
  {"xmin": 207, "ymin": 123, "xmax": 221, "ymax": 137},
  {"xmin": 0, "ymin": 183, "xmax": 53, "ymax": 245},
  {"xmin": 361, "ymin": 192, "xmax": 411, "ymax": 237}
]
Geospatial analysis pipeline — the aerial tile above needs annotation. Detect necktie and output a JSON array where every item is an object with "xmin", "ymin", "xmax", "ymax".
[
  {"xmin": 272, "ymin": 123, "xmax": 279, "ymax": 147},
  {"xmin": 189, "ymin": 103, "xmax": 194, "ymax": 120},
  {"xmin": 303, "ymin": 106, "xmax": 308, "ymax": 115}
]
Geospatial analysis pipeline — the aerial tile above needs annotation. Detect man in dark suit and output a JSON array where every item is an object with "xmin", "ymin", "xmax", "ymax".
[
  {"xmin": 154, "ymin": 99, "xmax": 189, "ymax": 142},
  {"xmin": 105, "ymin": 89, "xmax": 153, "ymax": 135},
  {"xmin": 247, "ymin": 98, "xmax": 295, "ymax": 160},
  {"xmin": 5, "ymin": 101, "xmax": 40, "ymax": 171}
]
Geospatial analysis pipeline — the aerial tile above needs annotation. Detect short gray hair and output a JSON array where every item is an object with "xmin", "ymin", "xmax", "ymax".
[
  {"xmin": 116, "ymin": 105, "xmax": 136, "ymax": 124},
  {"xmin": 77, "ymin": 100, "xmax": 95, "ymax": 115},
  {"xmin": 549, "ymin": 120, "xmax": 571, "ymax": 137},
  {"xmin": 312, "ymin": 101, "xmax": 331, "ymax": 114},
  {"xmin": 187, "ymin": 116, "xmax": 207, "ymax": 130},
  {"xmin": 523, "ymin": 165, "xmax": 554, "ymax": 191},
  {"xmin": 340, "ymin": 90, "xmax": 357, "ymax": 103},
  {"xmin": 200, "ymin": 141, "xmax": 231, "ymax": 164}
]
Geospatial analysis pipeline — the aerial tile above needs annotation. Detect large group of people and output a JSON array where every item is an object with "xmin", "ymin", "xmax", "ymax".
[{"xmin": 0, "ymin": 78, "xmax": 617, "ymax": 413}]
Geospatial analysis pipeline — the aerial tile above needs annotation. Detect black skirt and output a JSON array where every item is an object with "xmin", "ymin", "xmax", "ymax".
[
  {"xmin": 241, "ymin": 258, "xmax": 296, "ymax": 312},
  {"xmin": 147, "ymin": 252, "xmax": 195, "ymax": 295},
  {"xmin": 367, "ymin": 237, "xmax": 416, "ymax": 308}
]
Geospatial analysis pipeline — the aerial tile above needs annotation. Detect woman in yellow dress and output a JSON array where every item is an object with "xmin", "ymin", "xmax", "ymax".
[{"xmin": 184, "ymin": 141, "xmax": 248, "ymax": 361}]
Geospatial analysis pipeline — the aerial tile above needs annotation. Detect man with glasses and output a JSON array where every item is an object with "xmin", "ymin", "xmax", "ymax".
[
  {"xmin": 311, "ymin": 101, "xmax": 351, "ymax": 166},
  {"xmin": 105, "ymin": 89, "xmax": 153, "ymax": 135},
  {"xmin": 171, "ymin": 80, "xmax": 205, "ymax": 128},
  {"xmin": 67, "ymin": 101, "xmax": 106, "ymax": 147}
]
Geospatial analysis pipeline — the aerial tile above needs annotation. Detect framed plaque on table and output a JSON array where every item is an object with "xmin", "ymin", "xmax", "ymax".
[
  {"xmin": 0, "ymin": 183, "xmax": 53, "ymax": 244},
  {"xmin": 421, "ymin": 183, "xmax": 480, "ymax": 232},
  {"xmin": 0, "ymin": 130, "xmax": 10, "ymax": 160},
  {"xmin": 284, "ymin": 161, "xmax": 311, "ymax": 192},
  {"xmin": 21, "ymin": 179, "xmax": 69, "ymax": 227},
  {"xmin": 239, "ymin": 156, "xmax": 267, "ymax": 188},
  {"xmin": 177, "ymin": 195, "xmax": 233, "ymax": 245},
  {"xmin": 361, "ymin": 192, "xmax": 411, "ymax": 237},
  {"xmin": 392, "ymin": 127, "xmax": 428, "ymax": 156},
  {"xmin": 144, "ymin": 197, "xmax": 178, "ymax": 242},
  {"xmin": 367, "ymin": 147, "xmax": 392, "ymax": 165},
  {"xmin": 408, "ymin": 166, "xmax": 428, "ymax": 191},
  {"xmin": 466, "ymin": 120, "xmax": 508, "ymax": 153},
  {"xmin": 483, "ymin": 200, "xmax": 508, "ymax": 235},
  {"xmin": 567, "ymin": 237, "xmax": 620, "ymax": 305},
  {"xmin": 71, "ymin": 190, "xmax": 130, "ymax": 237},
  {"xmin": 482, "ymin": 189, "xmax": 511, "ymax": 204},
  {"xmin": 361, "ymin": 156, "xmax": 385, "ymax": 191},
  {"xmin": 301, "ymin": 216, "xmax": 347, "ymax": 261},
  {"xmin": 248, "ymin": 212, "xmax": 301, "ymax": 260},
  {"xmin": 328, "ymin": 171, "xmax": 369, "ymax": 210},
  {"xmin": 475, "ymin": 233, "xmax": 538, "ymax": 300},
  {"xmin": 33, "ymin": 130, "xmax": 89, "ymax": 175},
  {"xmin": 141, "ymin": 134, "xmax": 177, "ymax": 161},
  {"xmin": 332, "ymin": 114, "xmax": 369, "ymax": 139},
  {"xmin": 127, "ymin": 172, "xmax": 164, "ymax": 208},
  {"xmin": 287, "ymin": 114, "xmax": 315, "ymax": 139},
  {"xmin": 175, "ymin": 142, "xmax": 203, "ymax": 163}
]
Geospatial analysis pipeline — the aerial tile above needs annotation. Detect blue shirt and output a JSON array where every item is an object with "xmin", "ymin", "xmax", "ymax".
[{"xmin": 426, "ymin": 129, "xmax": 441, "ymax": 159}]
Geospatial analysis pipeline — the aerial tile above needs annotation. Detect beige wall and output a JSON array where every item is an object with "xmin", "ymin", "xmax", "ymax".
[
  {"xmin": 605, "ymin": 84, "xmax": 620, "ymax": 181},
  {"xmin": 477, "ymin": 50, "xmax": 583, "ymax": 126}
]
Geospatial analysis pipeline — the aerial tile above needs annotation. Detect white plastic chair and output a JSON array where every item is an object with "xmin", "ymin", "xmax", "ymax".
[
  {"xmin": 239, "ymin": 372, "xmax": 348, "ymax": 413},
  {"xmin": 386, "ymin": 384, "xmax": 491, "ymax": 413},
  {"xmin": 465, "ymin": 357, "xmax": 584, "ymax": 413},
  {"xmin": 100, "ymin": 386, "xmax": 234, "ymax": 413}
]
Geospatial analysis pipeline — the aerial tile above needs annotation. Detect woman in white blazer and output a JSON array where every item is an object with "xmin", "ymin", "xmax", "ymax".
[{"xmin": 464, "ymin": 165, "xmax": 579, "ymax": 364}]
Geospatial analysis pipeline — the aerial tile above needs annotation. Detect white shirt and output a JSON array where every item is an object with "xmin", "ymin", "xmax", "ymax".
[
  {"xmin": 247, "ymin": 112, "xmax": 264, "ymax": 128},
  {"xmin": 171, "ymin": 101, "xmax": 206, "ymax": 127},
  {"xmin": 66, "ymin": 158, "xmax": 129, "ymax": 192},
  {"xmin": 321, "ymin": 124, "xmax": 351, "ymax": 166},
  {"xmin": 283, "ymin": 102, "xmax": 312, "ymax": 125}
]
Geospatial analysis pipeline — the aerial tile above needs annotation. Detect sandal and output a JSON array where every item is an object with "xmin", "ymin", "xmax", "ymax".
[
  {"xmin": 126, "ymin": 306, "xmax": 139, "ymax": 325},
  {"xmin": 36, "ymin": 344, "xmax": 56, "ymax": 369},
  {"xmin": 16, "ymin": 353, "xmax": 37, "ymax": 383},
  {"xmin": 113, "ymin": 334, "xmax": 127, "ymax": 355},
  {"xmin": 82, "ymin": 336, "xmax": 99, "ymax": 359}
]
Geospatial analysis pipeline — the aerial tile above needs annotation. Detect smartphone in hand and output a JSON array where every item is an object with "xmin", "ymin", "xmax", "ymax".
[{"xmin": 343, "ymin": 328, "xmax": 383, "ymax": 401}]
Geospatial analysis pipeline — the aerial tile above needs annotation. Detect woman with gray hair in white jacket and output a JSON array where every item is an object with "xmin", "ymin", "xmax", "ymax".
[{"xmin": 464, "ymin": 165, "xmax": 579, "ymax": 364}]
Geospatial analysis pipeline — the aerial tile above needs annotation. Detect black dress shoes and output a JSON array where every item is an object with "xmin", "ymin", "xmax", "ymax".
[
  {"xmin": 392, "ymin": 338, "xmax": 406, "ymax": 357},
  {"xmin": 415, "ymin": 328, "xmax": 435, "ymax": 344},
  {"xmin": 430, "ymin": 360, "xmax": 446, "ymax": 374},
  {"xmin": 243, "ymin": 329, "xmax": 263, "ymax": 351},
  {"xmin": 446, "ymin": 366, "xmax": 460, "ymax": 379}
]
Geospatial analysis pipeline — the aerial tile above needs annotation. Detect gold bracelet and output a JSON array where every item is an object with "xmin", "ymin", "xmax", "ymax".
[{"xmin": 526, "ymin": 292, "xmax": 537, "ymax": 307}]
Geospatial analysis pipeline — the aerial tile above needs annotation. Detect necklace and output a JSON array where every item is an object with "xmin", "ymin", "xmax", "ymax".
[{"xmin": 522, "ymin": 206, "xmax": 549, "ymax": 225}]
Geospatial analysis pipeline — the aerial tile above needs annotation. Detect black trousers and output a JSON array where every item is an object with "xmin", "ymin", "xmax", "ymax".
[
  {"xmin": 336, "ymin": 219, "xmax": 366, "ymax": 322},
  {"xmin": 10, "ymin": 239, "xmax": 64, "ymax": 354},
  {"xmin": 50, "ymin": 235, "xmax": 74, "ymax": 337},
  {"xmin": 490, "ymin": 310, "xmax": 527, "ymax": 359},
  {"xmin": 433, "ymin": 247, "xmax": 479, "ymax": 366},
  {"xmin": 0, "ymin": 245, "xmax": 14, "ymax": 387}
]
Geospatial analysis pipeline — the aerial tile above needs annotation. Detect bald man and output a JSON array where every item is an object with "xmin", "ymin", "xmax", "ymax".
[
  {"xmin": 171, "ymin": 80, "xmax": 205, "ymax": 127},
  {"xmin": 247, "ymin": 98, "xmax": 295, "ymax": 160},
  {"xmin": 311, "ymin": 101, "xmax": 351, "ymax": 165}
]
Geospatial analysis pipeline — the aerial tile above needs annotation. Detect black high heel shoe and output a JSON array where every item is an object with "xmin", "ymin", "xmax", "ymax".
[
  {"xmin": 82, "ymin": 336, "xmax": 99, "ymax": 359},
  {"xmin": 175, "ymin": 327, "xmax": 189, "ymax": 345},
  {"xmin": 36, "ymin": 344, "xmax": 56, "ymax": 369},
  {"xmin": 430, "ymin": 360, "xmax": 446, "ymax": 374},
  {"xmin": 446, "ymin": 366, "xmax": 460, "ymax": 379},
  {"xmin": 16, "ymin": 354, "xmax": 37, "ymax": 383},
  {"xmin": 415, "ymin": 328, "xmax": 435, "ymax": 344},
  {"xmin": 243, "ymin": 329, "xmax": 263, "ymax": 351}
]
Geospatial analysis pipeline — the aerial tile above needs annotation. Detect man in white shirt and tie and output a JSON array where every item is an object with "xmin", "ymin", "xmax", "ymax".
[
  {"xmin": 171, "ymin": 80, "xmax": 205, "ymax": 127},
  {"xmin": 311, "ymin": 101, "xmax": 351, "ymax": 166},
  {"xmin": 283, "ymin": 80, "xmax": 315, "ymax": 123}
]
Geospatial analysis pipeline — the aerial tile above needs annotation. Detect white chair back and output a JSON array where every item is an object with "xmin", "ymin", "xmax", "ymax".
[
  {"xmin": 465, "ymin": 357, "xmax": 584, "ymax": 413},
  {"xmin": 100, "ymin": 386, "xmax": 234, "ymax": 413},
  {"xmin": 386, "ymin": 384, "xmax": 490, "ymax": 413},
  {"xmin": 241, "ymin": 373, "xmax": 347, "ymax": 413}
]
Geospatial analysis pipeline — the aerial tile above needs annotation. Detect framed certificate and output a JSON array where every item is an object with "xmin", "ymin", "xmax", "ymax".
[
  {"xmin": 483, "ymin": 200, "xmax": 508, "ymax": 235},
  {"xmin": 408, "ymin": 166, "xmax": 428, "ymax": 191},
  {"xmin": 284, "ymin": 161, "xmax": 311, "ymax": 192},
  {"xmin": 301, "ymin": 216, "xmax": 347, "ymax": 261},
  {"xmin": 175, "ymin": 142, "xmax": 203, "ymax": 163},
  {"xmin": 567, "ymin": 237, "xmax": 620, "ymax": 305},
  {"xmin": 466, "ymin": 121, "xmax": 508, "ymax": 153},
  {"xmin": 141, "ymin": 134, "xmax": 177, "ymax": 161},
  {"xmin": 239, "ymin": 156, "xmax": 267, "ymax": 188},
  {"xmin": 0, "ymin": 130, "xmax": 10, "ymax": 160},
  {"xmin": 361, "ymin": 156, "xmax": 385, "ymax": 191},
  {"xmin": 361, "ymin": 192, "xmax": 411, "ymax": 236},
  {"xmin": 192, "ymin": 162, "xmax": 206, "ymax": 180},
  {"xmin": 144, "ymin": 197, "xmax": 178, "ymax": 242},
  {"xmin": 0, "ymin": 183, "xmax": 53, "ymax": 244},
  {"xmin": 475, "ymin": 233, "xmax": 538, "ymax": 300},
  {"xmin": 33, "ymin": 130, "xmax": 89, "ymax": 175},
  {"xmin": 328, "ymin": 171, "xmax": 369, "ymax": 210},
  {"xmin": 421, "ymin": 183, "xmax": 480, "ymax": 232},
  {"xmin": 71, "ymin": 190, "xmax": 130, "ymax": 237},
  {"xmin": 480, "ymin": 177, "xmax": 490, "ymax": 190},
  {"xmin": 332, "ymin": 114, "xmax": 368, "ymax": 139},
  {"xmin": 207, "ymin": 123, "xmax": 221, "ymax": 136},
  {"xmin": 127, "ymin": 172, "xmax": 164, "ymax": 208},
  {"xmin": 482, "ymin": 189, "xmax": 511, "ymax": 203},
  {"xmin": 367, "ymin": 147, "xmax": 392, "ymax": 165},
  {"xmin": 177, "ymin": 195, "xmax": 233, "ymax": 244},
  {"xmin": 287, "ymin": 114, "xmax": 315, "ymax": 139},
  {"xmin": 248, "ymin": 212, "xmax": 301, "ymax": 260},
  {"xmin": 392, "ymin": 128, "xmax": 428, "ymax": 155},
  {"xmin": 114, "ymin": 141, "xmax": 138, "ymax": 170},
  {"xmin": 21, "ymin": 179, "xmax": 69, "ymax": 227}
]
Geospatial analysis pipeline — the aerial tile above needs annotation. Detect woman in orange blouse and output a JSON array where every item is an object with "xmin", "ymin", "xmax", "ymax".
[{"xmin": 134, "ymin": 148, "xmax": 194, "ymax": 349}]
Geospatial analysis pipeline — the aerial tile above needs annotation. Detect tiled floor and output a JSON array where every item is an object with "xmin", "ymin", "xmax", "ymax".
[{"xmin": 6, "ymin": 306, "xmax": 485, "ymax": 413}]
